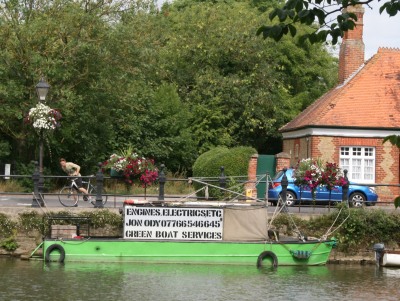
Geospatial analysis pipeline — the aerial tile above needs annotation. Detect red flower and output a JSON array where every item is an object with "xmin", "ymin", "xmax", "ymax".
[{"xmin": 103, "ymin": 152, "xmax": 158, "ymax": 186}]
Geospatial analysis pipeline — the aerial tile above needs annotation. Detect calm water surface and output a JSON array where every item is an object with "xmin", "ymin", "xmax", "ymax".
[{"xmin": 1, "ymin": 257, "xmax": 399, "ymax": 301}]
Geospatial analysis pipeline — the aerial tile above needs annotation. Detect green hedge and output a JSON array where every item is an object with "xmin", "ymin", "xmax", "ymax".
[
  {"xmin": 0, "ymin": 212, "xmax": 17, "ymax": 237},
  {"xmin": 192, "ymin": 146, "xmax": 257, "ymax": 198}
]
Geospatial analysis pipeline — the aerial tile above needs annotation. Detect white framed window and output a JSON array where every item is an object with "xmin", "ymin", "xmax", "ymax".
[{"xmin": 340, "ymin": 147, "xmax": 375, "ymax": 183}]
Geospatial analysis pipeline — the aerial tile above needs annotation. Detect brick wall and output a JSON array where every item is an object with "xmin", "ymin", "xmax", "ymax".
[
  {"xmin": 275, "ymin": 152, "xmax": 291, "ymax": 172},
  {"xmin": 246, "ymin": 154, "xmax": 258, "ymax": 198},
  {"xmin": 338, "ymin": 5, "xmax": 365, "ymax": 84}
]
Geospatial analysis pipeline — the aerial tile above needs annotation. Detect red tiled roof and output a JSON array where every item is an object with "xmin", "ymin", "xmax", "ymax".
[{"xmin": 280, "ymin": 48, "xmax": 400, "ymax": 132}]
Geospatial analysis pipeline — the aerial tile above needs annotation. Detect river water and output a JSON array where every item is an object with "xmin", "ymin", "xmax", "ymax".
[{"xmin": 1, "ymin": 257, "xmax": 399, "ymax": 301}]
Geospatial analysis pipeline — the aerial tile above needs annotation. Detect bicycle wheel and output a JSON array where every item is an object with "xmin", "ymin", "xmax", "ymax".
[
  {"xmin": 58, "ymin": 186, "xmax": 79, "ymax": 207},
  {"xmin": 88, "ymin": 184, "xmax": 107, "ymax": 206}
]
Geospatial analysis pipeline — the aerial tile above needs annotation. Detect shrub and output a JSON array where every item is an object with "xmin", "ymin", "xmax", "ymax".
[
  {"xmin": 18, "ymin": 211, "xmax": 43, "ymax": 232},
  {"xmin": 16, "ymin": 210, "xmax": 123, "ymax": 238},
  {"xmin": 1, "ymin": 236, "xmax": 19, "ymax": 252},
  {"xmin": 0, "ymin": 212, "xmax": 17, "ymax": 237},
  {"xmin": 13, "ymin": 162, "xmax": 59, "ymax": 193},
  {"xmin": 13, "ymin": 162, "xmax": 36, "ymax": 192},
  {"xmin": 335, "ymin": 208, "xmax": 400, "ymax": 252},
  {"xmin": 192, "ymin": 146, "xmax": 257, "ymax": 198},
  {"xmin": 0, "ymin": 213, "xmax": 19, "ymax": 252},
  {"xmin": 78, "ymin": 210, "xmax": 123, "ymax": 230},
  {"xmin": 0, "ymin": 180, "xmax": 25, "ymax": 193}
]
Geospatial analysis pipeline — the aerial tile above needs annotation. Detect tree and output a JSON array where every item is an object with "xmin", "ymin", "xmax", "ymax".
[
  {"xmin": 257, "ymin": 0, "xmax": 400, "ymax": 44},
  {"xmin": 159, "ymin": 0, "xmax": 337, "ymax": 154},
  {"xmin": 0, "ymin": 0, "xmax": 159, "ymax": 172},
  {"xmin": 0, "ymin": 0, "xmax": 337, "ymax": 175}
]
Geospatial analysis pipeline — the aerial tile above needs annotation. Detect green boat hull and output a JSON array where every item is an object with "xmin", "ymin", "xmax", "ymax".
[{"xmin": 43, "ymin": 239, "xmax": 335, "ymax": 266}]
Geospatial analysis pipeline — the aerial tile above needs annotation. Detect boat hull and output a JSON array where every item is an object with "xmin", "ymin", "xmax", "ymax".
[
  {"xmin": 43, "ymin": 239, "xmax": 335, "ymax": 266},
  {"xmin": 373, "ymin": 244, "xmax": 400, "ymax": 267},
  {"xmin": 382, "ymin": 252, "xmax": 400, "ymax": 267}
]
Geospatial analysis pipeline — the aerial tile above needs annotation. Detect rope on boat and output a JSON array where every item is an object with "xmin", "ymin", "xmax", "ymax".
[
  {"xmin": 266, "ymin": 195, "xmax": 316, "ymax": 261},
  {"xmin": 189, "ymin": 177, "xmax": 265, "ymax": 204},
  {"xmin": 176, "ymin": 185, "xmax": 208, "ymax": 201},
  {"xmin": 321, "ymin": 205, "xmax": 351, "ymax": 240},
  {"xmin": 219, "ymin": 174, "xmax": 267, "ymax": 203},
  {"xmin": 267, "ymin": 236, "xmax": 319, "ymax": 261},
  {"xmin": 267, "ymin": 194, "xmax": 306, "ymax": 241},
  {"xmin": 56, "ymin": 237, "xmax": 92, "ymax": 245}
]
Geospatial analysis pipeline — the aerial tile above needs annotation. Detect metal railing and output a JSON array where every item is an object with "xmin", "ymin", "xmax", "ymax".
[{"xmin": 0, "ymin": 163, "xmax": 398, "ymax": 211}]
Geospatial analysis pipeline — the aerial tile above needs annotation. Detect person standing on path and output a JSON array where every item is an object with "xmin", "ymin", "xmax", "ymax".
[{"xmin": 59, "ymin": 158, "xmax": 91, "ymax": 202}]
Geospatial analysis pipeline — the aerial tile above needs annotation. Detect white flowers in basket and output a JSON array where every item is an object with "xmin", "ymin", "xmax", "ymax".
[{"xmin": 26, "ymin": 103, "xmax": 62, "ymax": 134}]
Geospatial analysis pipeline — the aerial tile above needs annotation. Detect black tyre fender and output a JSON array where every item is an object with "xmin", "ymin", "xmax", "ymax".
[
  {"xmin": 45, "ymin": 244, "xmax": 65, "ymax": 263},
  {"xmin": 257, "ymin": 251, "xmax": 278, "ymax": 268}
]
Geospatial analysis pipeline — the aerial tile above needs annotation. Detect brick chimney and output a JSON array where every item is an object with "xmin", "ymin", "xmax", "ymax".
[{"xmin": 338, "ymin": 5, "xmax": 365, "ymax": 84}]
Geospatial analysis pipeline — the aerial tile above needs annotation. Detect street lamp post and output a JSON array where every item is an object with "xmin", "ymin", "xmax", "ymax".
[
  {"xmin": 36, "ymin": 78, "xmax": 50, "ymax": 176},
  {"xmin": 32, "ymin": 78, "xmax": 50, "ymax": 207}
]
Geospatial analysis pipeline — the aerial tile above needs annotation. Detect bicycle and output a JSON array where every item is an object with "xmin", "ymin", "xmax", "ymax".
[{"xmin": 58, "ymin": 176, "xmax": 107, "ymax": 207}]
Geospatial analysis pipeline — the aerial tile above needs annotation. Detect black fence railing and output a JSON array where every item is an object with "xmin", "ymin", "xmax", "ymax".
[{"xmin": 0, "ymin": 163, "xmax": 224, "ymax": 208}]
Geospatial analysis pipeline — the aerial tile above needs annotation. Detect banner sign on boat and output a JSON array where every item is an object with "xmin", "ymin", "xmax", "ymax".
[{"xmin": 124, "ymin": 206, "xmax": 223, "ymax": 241}]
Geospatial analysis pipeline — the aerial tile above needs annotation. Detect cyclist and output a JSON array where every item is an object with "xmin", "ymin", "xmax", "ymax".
[{"xmin": 59, "ymin": 158, "xmax": 92, "ymax": 203}]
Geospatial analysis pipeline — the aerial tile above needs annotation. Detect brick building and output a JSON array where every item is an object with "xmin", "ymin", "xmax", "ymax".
[{"xmin": 278, "ymin": 5, "xmax": 400, "ymax": 201}]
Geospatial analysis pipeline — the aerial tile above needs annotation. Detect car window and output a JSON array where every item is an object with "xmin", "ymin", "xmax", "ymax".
[{"xmin": 272, "ymin": 170, "xmax": 284, "ymax": 180}]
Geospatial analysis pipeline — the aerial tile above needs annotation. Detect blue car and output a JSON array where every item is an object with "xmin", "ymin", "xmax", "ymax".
[{"xmin": 268, "ymin": 168, "xmax": 378, "ymax": 207}]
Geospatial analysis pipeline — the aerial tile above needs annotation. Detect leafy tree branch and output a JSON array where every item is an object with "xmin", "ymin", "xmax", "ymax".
[{"xmin": 257, "ymin": 0, "xmax": 400, "ymax": 44}]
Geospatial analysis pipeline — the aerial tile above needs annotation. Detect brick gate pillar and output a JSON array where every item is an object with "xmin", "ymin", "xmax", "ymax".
[{"xmin": 275, "ymin": 152, "xmax": 291, "ymax": 173}]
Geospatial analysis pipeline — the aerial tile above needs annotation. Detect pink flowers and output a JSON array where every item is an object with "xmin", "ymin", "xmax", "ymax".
[
  {"xmin": 319, "ymin": 162, "xmax": 347, "ymax": 191},
  {"xmin": 123, "ymin": 157, "xmax": 158, "ymax": 187},
  {"xmin": 49, "ymin": 109, "xmax": 62, "ymax": 128},
  {"xmin": 303, "ymin": 169, "xmax": 319, "ymax": 190},
  {"xmin": 293, "ymin": 158, "xmax": 322, "ymax": 189},
  {"xmin": 293, "ymin": 158, "xmax": 347, "ymax": 192},
  {"xmin": 103, "ymin": 151, "xmax": 158, "ymax": 187},
  {"xmin": 139, "ymin": 169, "xmax": 159, "ymax": 187}
]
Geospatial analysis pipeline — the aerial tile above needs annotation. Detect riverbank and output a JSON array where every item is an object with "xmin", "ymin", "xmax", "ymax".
[{"xmin": 328, "ymin": 250, "xmax": 376, "ymax": 265}]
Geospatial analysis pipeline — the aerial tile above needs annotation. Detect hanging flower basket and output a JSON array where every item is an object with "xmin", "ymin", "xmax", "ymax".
[
  {"xmin": 25, "ymin": 103, "xmax": 62, "ymax": 135},
  {"xmin": 25, "ymin": 103, "xmax": 62, "ymax": 160}
]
